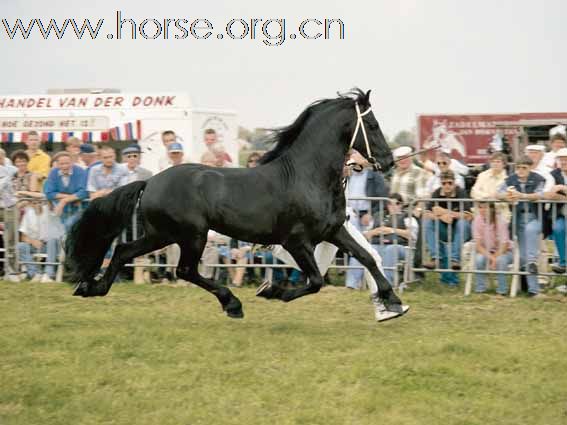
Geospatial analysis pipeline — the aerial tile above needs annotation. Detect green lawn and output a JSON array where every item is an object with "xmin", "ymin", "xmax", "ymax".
[{"xmin": 1, "ymin": 280, "xmax": 566, "ymax": 425}]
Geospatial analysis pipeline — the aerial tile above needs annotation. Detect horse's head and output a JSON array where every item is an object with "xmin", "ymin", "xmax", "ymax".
[{"xmin": 348, "ymin": 90, "xmax": 394, "ymax": 173}]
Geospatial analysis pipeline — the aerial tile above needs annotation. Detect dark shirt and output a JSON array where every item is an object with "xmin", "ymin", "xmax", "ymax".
[{"xmin": 426, "ymin": 187, "xmax": 472, "ymax": 213}]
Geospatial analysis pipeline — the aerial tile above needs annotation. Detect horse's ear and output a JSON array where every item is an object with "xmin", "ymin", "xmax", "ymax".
[{"xmin": 364, "ymin": 90, "xmax": 372, "ymax": 104}]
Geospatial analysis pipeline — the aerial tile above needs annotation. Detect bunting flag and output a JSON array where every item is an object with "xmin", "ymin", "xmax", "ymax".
[
  {"xmin": 20, "ymin": 132, "xmax": 28, "ymax": 143},
  {"xmin": 82, "ymin": 131, "xmax": 93, "ymax": 142},
  {"xmin": 1, "ymin": 132, "xmax": 12, "ymax": 143},
  {"xmin": 136, "ymin": 119, "xmax": 142, "ymax": 141},
  {"xmin": 100, "ymin": 131, "xmax": 109, "ymax": 142},
  {"xmin": 109, "ymin": 126, "xmax": 121, "ymax": 141},
  {"xmin": 61, "ymin": 132, "xmax": 74, "ymax": 142},
  {"xmin": 124, "ymin": 122, "xmax": 133, "ymax": 140}
]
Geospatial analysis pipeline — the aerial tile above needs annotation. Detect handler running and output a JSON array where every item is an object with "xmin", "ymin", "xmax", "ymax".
[{"xmin": 258, "ymin": 150, "xmax": 410, "ymax": 322}]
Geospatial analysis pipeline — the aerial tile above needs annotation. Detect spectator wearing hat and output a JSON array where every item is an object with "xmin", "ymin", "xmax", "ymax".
[
  {"xmin": 426, "ymin": 151, "xmax": 466, "ymax": 194},
  {"xmin": 497, "ymin": 156, "xmax": 546, "ymax": 296},
  {"xmin": 547, "ymin": 148, "xmax": 567, "ymax": 273},
  {"xmin": 390, "ymin": 146, "xmax": 431, "ymax": 203},
  {"xmin": 122, "ymin": 144, "xmax": 152, "ymax": 183},
  {"xmin": 543, "ymin": 133, "xmax": 567, "ymax": 170},
  {"xmin": 423, "ymin": 170, "xmax": 473, "ymax": 285},
  {"xmin": 166, "ymin": 142, "xmax": 185, "ymax": 168},
  {"xmin": 78, "ymin": 143, "xmax": 100, "ymax": 172},
  {"xmin": 158, "ymin": 130, "xmax": 177, "ymax": 171}
]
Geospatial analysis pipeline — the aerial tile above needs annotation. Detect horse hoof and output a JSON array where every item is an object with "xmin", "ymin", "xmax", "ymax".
[
  {"xmin": 256, "ymin": 280, "xmax": 274, "ymax": 299},
  {"xmin": 73, "ymin": 282, "xmax": 88, "ymax": 297},
  {"xmin": 226, "ymin": 308, "xmax": 244, "ymax": 319}
]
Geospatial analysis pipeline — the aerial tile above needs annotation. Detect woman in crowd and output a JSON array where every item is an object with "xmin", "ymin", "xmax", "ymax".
[{"xmin": 473, "ymin": 201, "xmax": 513, "ymax": 295}]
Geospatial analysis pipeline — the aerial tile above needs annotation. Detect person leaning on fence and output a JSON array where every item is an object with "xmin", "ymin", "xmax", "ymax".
[
  {"xmin": 423, "ymin": 170, "xmax": 473, "ymax": 285},
  {"xmin": 496, "ymin": 156, "xmax": 545, "ymax": 297},
  {"xmin": 546, "ymin": 148, "xmax": 567, "ymax": 274},
  {"xmin": 360, "ymin": 193, "xmax": 419, "ymax": 285},
  {"xmin": 10, "ymin": 150, "xmax": 42, "ymax": 213},
  {"xmin": 0, "ymin": 149, "xmax": 19, "ymax": 282},
  {"xmin": 472, "ymin": 202, "xmax": 514, "ymax": 295},
  {"xmin": 17, "ymin": 203, "xmax": 61, "ymax": 283},
  {"xmin": 44, "ymin": 151, "xmax": 89, "ymax": 233}
]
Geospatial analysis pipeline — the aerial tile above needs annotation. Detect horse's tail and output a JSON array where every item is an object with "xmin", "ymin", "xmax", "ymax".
[{"xmin": 65, "ymin": 180, "xmax": 147, "ymax": 283}]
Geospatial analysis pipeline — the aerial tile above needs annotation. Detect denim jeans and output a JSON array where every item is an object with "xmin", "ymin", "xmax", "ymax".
[
  {"xmin": 552, "ymin": 216, "xmax": 566, "ymax": 267},
  {"xmin": 424, "ymin": 218, "xmax": 471, "ymax": 263},
  {"xmin": 346, "ymin": 244, "xmax": 406, "ymax": 287},
  {"xmin": 515, "ymin": 214, "xmax": 541, "ymax": 294},
  {"xmin": 474, "ymin": 251, "xmax": 514, "ymax": 294},
  {"xmin": 17, "ymin": 239, "xmax": 60, "ymax": 279}
]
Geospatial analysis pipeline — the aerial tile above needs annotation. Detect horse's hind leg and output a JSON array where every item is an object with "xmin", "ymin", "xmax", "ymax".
[
  {"xmin": 176, "ymin": 236, "xmax": 244, "ymax": 319},
  {"xmin": 74, "ymin": 235, "xmax": 167, "ymax": 297}
]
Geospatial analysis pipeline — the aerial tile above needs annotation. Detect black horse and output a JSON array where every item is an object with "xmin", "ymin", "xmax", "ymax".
[{"xmin": 67, "ymin": 89, "xmax": 403, "ymax": 318}]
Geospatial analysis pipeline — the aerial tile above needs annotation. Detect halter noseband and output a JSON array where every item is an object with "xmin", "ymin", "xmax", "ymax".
[{"xmin": 348, "ymin": 103, "xmax": 380, "ymax": 171}]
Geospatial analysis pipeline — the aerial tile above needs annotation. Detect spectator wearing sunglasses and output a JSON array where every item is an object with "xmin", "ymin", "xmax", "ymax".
[
  {"xmin": 497, "ymin": 156, "xmax": 545, "ymax": 296},
  {"xmin": 426, "ymin": 151, "xmax": 466, "ymax": 194},
  {"xmin": 423, "ymin": 170, "xmax": 473, "ymax": 285},
  {"xmin": 122, "ymin": 144, "xmax": 153, "ymax": 183}
]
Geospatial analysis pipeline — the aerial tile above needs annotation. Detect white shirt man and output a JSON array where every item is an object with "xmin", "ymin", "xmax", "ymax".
[{"xmin": 526, "ymin": 144, "xmax": 555, "ymax": 192}]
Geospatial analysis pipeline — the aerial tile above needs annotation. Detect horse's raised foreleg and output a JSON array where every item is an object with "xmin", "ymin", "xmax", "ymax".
[
  {"xmin": 176, "ymin": 236, "xmax": 244, "ymax": 319},
  {"xmin": 257, "ymin": 242, "xmax": 323, "ymax": 302},
  {"xmin": 327, "ymin": 224, "xmax": 404, "ymax": 313}
]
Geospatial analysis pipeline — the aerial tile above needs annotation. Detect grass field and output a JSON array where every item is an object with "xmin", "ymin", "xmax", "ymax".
[{"xmin": 1, "ymin": 279, "xmax": 566, "ymax": 425}]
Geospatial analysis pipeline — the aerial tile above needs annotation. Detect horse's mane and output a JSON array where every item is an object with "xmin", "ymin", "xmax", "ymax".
[{"xmin": 258, "ymin": 88, "xmax": 368, "ymax": 165}]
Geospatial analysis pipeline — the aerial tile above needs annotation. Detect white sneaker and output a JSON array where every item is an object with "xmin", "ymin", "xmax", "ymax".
[
  {"xmin": 40, "ymin": 274, "xmax": 55, "ymax": 283},
  {"xmin": 30, "ymin": 274, "xmax": 42, "ymax": 283},
  {"xmin": 373, "ymin": 297, "xmax": 410, "ymax": 322},
  {"xmin": 5, "ymin": 274, "xmax": 21, "ymax": 283}
]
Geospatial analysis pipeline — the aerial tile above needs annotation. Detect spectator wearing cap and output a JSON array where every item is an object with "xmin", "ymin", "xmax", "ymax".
[
  {"xmin": 423, "ymin": 170, "xmax": 473, "ymax": 285},
  {"xmin": 542, "ymin": 132, "xmax": 567, "ymax": 170},
  {"xmin": 87, "ymin": 146, "xmax": 129, "ymax": 200},
  {"xmin": 79, "ymin": 144, "xmax": 100, "ymax": 173},
  {"xmin": 525, "ymin": 144, "xmax": 554, "ymax": 192},
  {"xmin": 390, "ymin": 146, "xmax": 431, "ymax": 203},
  {"xmin": 158, "ymin": 130, "xmax": 177, "ymax": 171},
  {"xmin": 43, "ymin": 151, "xmax": 88, "ymax": 232},
  {"xmin": 122, "ymin": 144, "xmax": 153, "ymax": 183},
  {"xmin": 426, "ymin": 151, "xmax": 466, "ymax": 194},
  {"xmin": 547, "ymin": 148, "xmax": 567, "ymax": 273},
  {"xmin": 166, "ymin": 142, "xmax": 185, "ymax": 168},
  {"xmin": 497, "ymin": 156, "xmax": 546, "ymax": 296}
]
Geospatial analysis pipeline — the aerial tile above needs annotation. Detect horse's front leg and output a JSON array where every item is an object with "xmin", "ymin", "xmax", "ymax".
[
  {"xmin": 327, "ymin": 224, "xmax": 404, "ymax": 314},
  {"xmin": 256, "ymin": 242, "xmax": 323, "ymax": 302}
]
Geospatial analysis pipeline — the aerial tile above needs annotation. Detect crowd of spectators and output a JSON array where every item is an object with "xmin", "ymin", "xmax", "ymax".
[{"xmin": 2, "ymin": 128, "xmax": 567, "ymax": 298}]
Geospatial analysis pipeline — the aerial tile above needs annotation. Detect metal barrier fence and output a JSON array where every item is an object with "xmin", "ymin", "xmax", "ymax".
[{"xmin": 2, "ymin": 195, "xmax": 567, "ymax": 296}]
